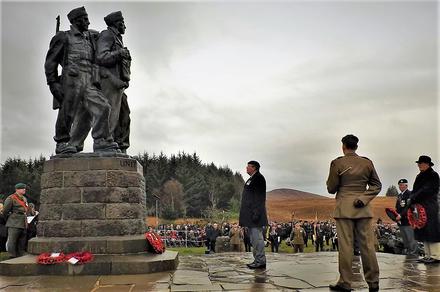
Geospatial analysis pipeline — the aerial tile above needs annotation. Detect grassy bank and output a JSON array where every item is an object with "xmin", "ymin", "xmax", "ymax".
[{"xmin": 168, "ymin": 239, "xmax": 336, "ymax": 255}]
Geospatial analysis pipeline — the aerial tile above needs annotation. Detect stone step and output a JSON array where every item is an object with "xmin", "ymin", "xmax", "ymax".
[
  {"xmin": 28, "ymin": 235, "xmax": 148, "ymax": 254},
  {"xmin": 0, "ymin": 251, "xmax": 178, "ymax": 276}
]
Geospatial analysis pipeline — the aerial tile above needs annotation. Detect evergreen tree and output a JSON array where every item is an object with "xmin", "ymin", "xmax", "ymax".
[{"xmin": 385, "ymin": 185, "xmax": 399, "ymax": 197}]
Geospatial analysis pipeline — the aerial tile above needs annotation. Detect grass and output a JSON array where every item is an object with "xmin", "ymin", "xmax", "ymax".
[
  {"xmin": 167, "ymin": 239, "xmax": 337, "ymax": 255},
  {"xmin": 0, "ymin": 252, "xmax": 9, "ymax": 262}
]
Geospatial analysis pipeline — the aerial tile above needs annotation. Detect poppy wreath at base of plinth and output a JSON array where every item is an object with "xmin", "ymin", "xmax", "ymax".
[
  {"xmin": 145, "ymin": 232, "xmax": 165, "ymax": 254},
  {"xmin": 65, "ymin": 251, "xmax": 94, "ymax": 264},
  {"xmin": 36, "ymin": 251, "xmax": 94, "ymax": 265},
  {"xmin": 407, "ymin": 204, "xmax": 428, "ymax": 229},
  {"xmin": 36, "ymin": 253, "xmax": 66, "ymax": 265}
]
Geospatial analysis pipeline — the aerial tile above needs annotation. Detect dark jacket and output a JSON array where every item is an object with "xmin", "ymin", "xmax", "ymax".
[
  {"xmin": 0, "ymin": 213, "xmax": 7, "ymax": 238},
  {"xmin": 207, "ymin": 227, "xmax": 221, "ymax": 242},
  {"xmin": 2, "ymin": 194, "xmax": 29, "ymax": 229},
  {"xmin": 96, "ymin": 27, "xmax": 131, "ymax": 86},
  {"xmin": 411, "ymin": 167, "xmax": 440, "ymax": 242},
  {"xmin": 396, "ymin": 189, "xmax": 411, "ymax": 226},
  {"xmin": 239, "ymin": 171, "xmax": 268, "ymax": 227},
  {"xmin": 44, "ymin": 26, "xmax": 100, "ymax": 109}
]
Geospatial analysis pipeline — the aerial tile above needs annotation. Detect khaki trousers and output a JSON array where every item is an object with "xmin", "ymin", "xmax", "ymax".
[
  {"xmin": 424, "ymin": 242, "xmax": 440, "ymax": 260},
  {"xmin": 336, "ymin": 218, "xmax": 379, "ymax": 288}
]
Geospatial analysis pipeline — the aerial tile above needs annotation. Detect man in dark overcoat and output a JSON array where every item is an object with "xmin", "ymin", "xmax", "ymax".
[
  {"xmin": 239, "ymin": 160, "xmax": 268, "ymax": 269},
  {"xmin": 394, "ymin": 178, "xmax": 418, "ymax": 255},
  {"xmin": 327, "ymin": 135, "xmax": 381, "ymax": 292},
  {"xmin": 410, "ymin": 155, "xmax": 440, "ymax": 264}
]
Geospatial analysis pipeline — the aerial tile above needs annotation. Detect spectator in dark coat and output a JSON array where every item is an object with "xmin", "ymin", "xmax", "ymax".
[
  {"xmin": 207, "ymin": 223, "xmax": 221, "ymax": 253},
  {"xmin": 410, "ymin": 155, "xmax": 440, "ymax": 264},
  {"xmin": 0, "ymin": 203, "xmax": 7, "ymax": 252},
  {"xmin": 243, "ymin": 227, "xmax": 252, "ymax": 252},
  {"xmin": 268, "ymin": 223, "xmax": 281, "ymax": 252},
  {"xmin": 239, "ymin": 160, "xmax": 268, "ymax": 269}
]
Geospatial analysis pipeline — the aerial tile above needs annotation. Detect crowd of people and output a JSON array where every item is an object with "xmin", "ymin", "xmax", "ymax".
[{"xmin": 151, "ymin": 219, "xmax": 408, "ymax": 255}]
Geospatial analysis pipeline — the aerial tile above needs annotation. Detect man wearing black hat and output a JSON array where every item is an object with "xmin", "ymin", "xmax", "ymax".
[
  {"xmin": 409, "ymin": 155, "xmax": 440, "ymax": 263},
  {"xmin": 97, "ymin": 11, "xmax": 131, "ymax": 153},
  {"xmin": 45, "ymin": 6, "xmax": 119, "ymax": 154},
  {"xmin": 395, "ymin": 178, "xmax": 418, "ymax": 256},
  {"xmin": 2, "ymin": 183, "xmax": 29, "ymax": 258},
  {"xmin": 239, "ymin": 161, "xmax": 268, "ymax": 269},
  {"xmin": 327, "ymin": 135, "xmax": 381, "ymax": 292}
]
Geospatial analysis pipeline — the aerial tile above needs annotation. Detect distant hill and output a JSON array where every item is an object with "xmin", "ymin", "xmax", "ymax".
[
  {"xmin": 267, "ymin": 188, "xmax": 330, "ymax": 200},
  {"xmin": 266, "ymin": 188, "xmax": 396, "ymax": 222}
]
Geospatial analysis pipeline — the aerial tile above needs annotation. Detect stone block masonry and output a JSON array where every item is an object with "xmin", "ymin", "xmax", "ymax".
[{"xmin": 28, "ymin": 156, "xmax": 148, "ymax": 255}]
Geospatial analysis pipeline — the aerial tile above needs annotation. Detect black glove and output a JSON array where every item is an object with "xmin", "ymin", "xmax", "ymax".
[{"xmin": 353, "ymin": 199, "xmax": 365, "ymax": 208}]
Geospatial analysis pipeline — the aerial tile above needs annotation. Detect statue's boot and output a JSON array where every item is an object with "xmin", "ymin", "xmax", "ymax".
[
  {"xmin": 55, "ymin": 142, "xmax": 78, "ymax": 154},
  {"xmin": 93, "ymin": 140, "xmax": 121, "ymax": 153}
]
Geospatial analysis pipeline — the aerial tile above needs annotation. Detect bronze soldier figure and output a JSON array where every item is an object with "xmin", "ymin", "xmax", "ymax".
[
  {"xmin": 99, "ymin": 11, "xmax": 131, "ymax": 153},
  {"xmin": 69, "ymin": 11, "xmax": 131, "ymax": 153},
  {"xmin": 327, "ymin": 135, "xmax": 381, "ymax": 292},
  {"xmin": 45, "ymin": 6, "xmax": 119, "ymax": 153}
]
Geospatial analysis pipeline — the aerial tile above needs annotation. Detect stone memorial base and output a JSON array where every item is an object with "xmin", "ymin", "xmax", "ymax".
[
  {"xmin": 0, "ymin": 154, "xmax": 178, "ymax": 276},
  {"xmin": 0, "ymin": 251, "xmax": 178, "ymax": 276}
]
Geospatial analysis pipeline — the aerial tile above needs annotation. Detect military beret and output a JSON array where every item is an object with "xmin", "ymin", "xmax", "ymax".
[
  {"xmin": 15, "ymin": 183, "xmax": 26, "ymax": 190},
  {"xmin": 67, "ymin": 6, "xmax": 88, "ymax": 22},
  {"xmin": 104, "ymin": 11, "xmax": 124, "ymax": 25},
  {"xmin": 398, "ymin": 179, "xmax": 408, "ymax": 184}
]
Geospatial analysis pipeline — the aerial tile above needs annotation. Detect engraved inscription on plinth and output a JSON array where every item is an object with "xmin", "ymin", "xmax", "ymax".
[{"xmin": 28, "ymin": 156, "xmax": 147, "ymax": 254}]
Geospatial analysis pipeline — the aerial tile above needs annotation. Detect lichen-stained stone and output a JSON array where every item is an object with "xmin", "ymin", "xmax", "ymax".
[
  {"xmin": 38, "ymin": 204, "xmax": 63, "ymax": 220},
  {"xmin": 81, "ymin": 219, "xmax": 145, "ymax": 236},
  {"xmin": 41, "ymin": 172, "xmax": 63, "ymax": 188},
  {"xmin": 37, "ymin": 220, "xmax": 82, "ymax": 237},
  {"xmin": 106, "ymin": 203, "xmax": 144, "ymax": 219},
  {"xmin": 107, "ymin": 170, "xmax": 144, "ymax": 187},
  {"xmin": 40, "ymin": 188, "xmax": 81, "ymax": 204},
  {"xmin": 63, "ymin": 170, "xmax": 107, "ymax": 187},
  {"xmin": 62, "ymin": 203, "xmax": 105, "ymax": 220}
]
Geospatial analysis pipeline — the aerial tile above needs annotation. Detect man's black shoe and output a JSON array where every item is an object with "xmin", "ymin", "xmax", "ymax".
[
  {"xmin": 424, "ymin": 258, "xmax": 440, "ymax": 264},
  {"xmin": 329, "ymin": 283, "xmax": 352, "ymax": 292},
  {"xmin": 369, "ymin": 287, "xmax": 379, "ymax": 292},
  {"xmin": 416, "ymin": 257, "xmax": 429, "ymax": 263},
  {"xmin": 247, "ymin": 263, "xmax": 266, "ymax": 269}
]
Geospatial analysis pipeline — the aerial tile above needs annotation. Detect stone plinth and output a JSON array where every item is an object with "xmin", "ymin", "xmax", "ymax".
[
  {"xmin": 28, "ymin": 156, "xmax": 147, "ymax": 255},
  {"xmin": 0, "ymin": 251, "xmax": 178, "ymax": 276}
]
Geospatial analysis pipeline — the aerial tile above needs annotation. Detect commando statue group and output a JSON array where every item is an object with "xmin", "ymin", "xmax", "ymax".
[{"xmin": 45, "ymin": 6, "xmax": 131, "ymax": 154}]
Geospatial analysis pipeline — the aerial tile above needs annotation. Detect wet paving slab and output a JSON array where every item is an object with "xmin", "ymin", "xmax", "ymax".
[{"xmin": 0, "ymin": 252, "xmax": 439, "ymax": 291}]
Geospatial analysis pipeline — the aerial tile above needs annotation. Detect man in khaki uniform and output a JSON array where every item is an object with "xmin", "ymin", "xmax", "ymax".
[
  {"xmin": 327, "ymin": 135, "xmax": 381, "ymax": 292},
  {"xmin": 2, "ymin": 183, "xmax": 29, "ymax": 258}
]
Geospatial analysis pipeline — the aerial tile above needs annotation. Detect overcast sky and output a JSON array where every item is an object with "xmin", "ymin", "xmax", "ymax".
[{"xmin": 1, "ymin": 1, "xmax": 438, "ymax": 195}]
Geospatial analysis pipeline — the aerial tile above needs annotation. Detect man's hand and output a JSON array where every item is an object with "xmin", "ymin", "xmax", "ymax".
[
  {"xmin": 353, "ymin": 199, "xmax": 365, "ymax": 208},
  {"xmin": 396, "ymin": 214, "xmax": 401, "ymax": 221},
  {"xmin": 49, "ymin": 82, "xmax": 64, "ymax": 103}
]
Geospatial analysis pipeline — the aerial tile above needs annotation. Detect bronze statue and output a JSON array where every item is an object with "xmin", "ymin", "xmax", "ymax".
[
  {"xmin": 45, "ymin": 6, "xmax": 120, "ymax": 154},
  {"xmin": 69, "ymin": 11, "xmax": 132, "ymax": 153}
]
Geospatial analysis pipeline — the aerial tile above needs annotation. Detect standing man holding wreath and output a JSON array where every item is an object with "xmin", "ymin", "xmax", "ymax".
[{"xmin": 409, "ymin": 155, "xmax": 440, "ymax": 264}]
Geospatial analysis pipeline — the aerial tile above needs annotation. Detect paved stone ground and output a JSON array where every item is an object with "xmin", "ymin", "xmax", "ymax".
[{"xmin": 1, "ymin": 252, "xmax": 439, "ymax": 291}]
